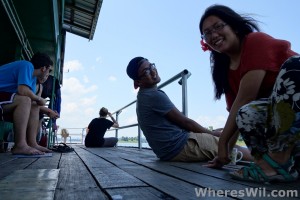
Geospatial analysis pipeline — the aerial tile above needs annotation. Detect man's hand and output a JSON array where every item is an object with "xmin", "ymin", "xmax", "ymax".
[
  {"xmin": 210, "ymin": 130, "xmax": 222, "ymax": 137},
  {"xmin": 47, "ymin": 110, "xmax": 60, "ymax": 119},
  {"xmin": 36, "ymin": 97, "xmax": 47, "ymax": 106}
]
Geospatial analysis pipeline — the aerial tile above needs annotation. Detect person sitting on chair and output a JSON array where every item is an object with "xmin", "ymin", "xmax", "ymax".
[
  {"xmin": 84, "ymin": 107, "xmax": 119, "ymax": 147},
  {"xmin": 0, "ymin": 52, "xmax": 53, "ymax": 155}
]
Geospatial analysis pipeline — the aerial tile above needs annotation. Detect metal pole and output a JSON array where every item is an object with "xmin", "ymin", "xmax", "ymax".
[
  {"xmin": 181, "ymin": 73, "xmax": 188, "ymax": 117},
  {"xmin": 81, "ymin": 128, "xmax": 85, "ymax": 144},
  {"xmin": 138, "ymin": 126, "xmax": 142, "ymax": 149},
  {"xmin": 115, "ymin": 112, "xmax": 119, "ymax": 144}
]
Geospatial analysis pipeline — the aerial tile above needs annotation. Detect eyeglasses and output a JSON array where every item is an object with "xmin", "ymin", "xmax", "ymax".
[
  {"xmin": 139, "ymin": 63, "xmax": 156, "ymax": 79},
  {"xmin": 201, "ymin": 23, "xmax": 227, "ymax": 41}
]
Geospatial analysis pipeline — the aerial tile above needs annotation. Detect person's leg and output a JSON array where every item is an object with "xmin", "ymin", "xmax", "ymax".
[
  {"xmin": 236, "ymin": 99, "xmax": 270, "ymax": 158},
  {"xmin": 234, "ymin": 56, "xmax": 300, "ymax": 181},
  {"xmin": 260, "ymin": 57, "xmax": 300, "ymax": 171},
  {"xmin": 236, "ymin": 99, "xmax": 295, "ymax": 177},
  {"xmin": 102, "ymin": 137, "xmax": 118, "ymax": 147},
  {"xmin": 292, "ymin": 141, "xmax": 300, "ymax": 172},
  {"xmin": 2, "ymin": 95, "xmax": 42, "ymax": 155},
  {"xmin": 171, "ymin": 132, "xmax": 219, "ymax": 162},
  {"xmin": 259, "ymin": 56, "xmax": 300, "ymax": 174},
  {"xmin": 36, "ymin": 118, "xmax": 43, "ymax": 143},
  {"xmin": 84, "ymin": 136, "xmax": 103, "ymax": 147},
  {"xmin": 26, "ymin": 102, "xmax": 51, "ymax": 152}
]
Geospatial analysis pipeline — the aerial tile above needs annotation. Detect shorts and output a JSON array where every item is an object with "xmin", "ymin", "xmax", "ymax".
[
  {"xmin": 0, "ymin": 92, "xmax": 15, "ymax": 122},
  {"xmin": 171, "ymin": 132, "xmax": 219, "ymax": 162}
]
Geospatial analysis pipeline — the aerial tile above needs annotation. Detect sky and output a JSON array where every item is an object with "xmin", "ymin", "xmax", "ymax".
[{"xmin": 58, "ymin": 0, "xmax": 300, "ymax": 137}]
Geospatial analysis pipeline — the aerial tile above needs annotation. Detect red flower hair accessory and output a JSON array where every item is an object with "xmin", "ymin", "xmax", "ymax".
[{"xmin": 200, "ymin": 39, "xmax": 212, "ymax": 52}]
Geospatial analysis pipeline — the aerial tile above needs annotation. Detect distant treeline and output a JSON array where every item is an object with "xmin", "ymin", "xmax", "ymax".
[{"xmin": 119, "ymin": 136, "xmax": 147, "ymax": 143}]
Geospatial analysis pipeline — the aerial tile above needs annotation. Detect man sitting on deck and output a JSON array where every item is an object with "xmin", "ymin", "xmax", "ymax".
[
  {"xmin": 126, "ymin": 56, "xmax": 252, "ymax": 162},
  {"xmin": 0, "ymin": 52, "xmax": 53, "ymax": 155}
]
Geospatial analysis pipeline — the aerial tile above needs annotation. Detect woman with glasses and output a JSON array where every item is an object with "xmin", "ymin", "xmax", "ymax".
[{"xmin": 199, "ymin": 4, "xmax": 300, "ymax": 183}]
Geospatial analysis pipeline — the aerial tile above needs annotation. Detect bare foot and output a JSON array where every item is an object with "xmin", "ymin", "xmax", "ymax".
[
  {"xmin": 12, "ymin": 145, "xmax": 43, "ymax": 155},
  {"xmin": 31, "ymin": 144, "xmax": 53, "ymax": 153},
  {"xmin": 254, "ymin": 158, "xmax": 278, "ymax": 176}
]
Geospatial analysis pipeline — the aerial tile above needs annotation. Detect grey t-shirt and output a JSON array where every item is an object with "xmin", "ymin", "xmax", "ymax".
[{"xmin": 137, "ymin": 87, "xmax": 188, "ymax": 160}]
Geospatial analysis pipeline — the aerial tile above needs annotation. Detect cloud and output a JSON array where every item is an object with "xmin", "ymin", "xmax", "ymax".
[
  {"xmin": 84, "ymin": 107, "xmax": 96, "ymax": 116},
  {"xmin": 132, "ymin": 88, "xmax": 139, "ymax": 94},
  {"xmin": 96, "ymin": 56, "xmax": 102, "ymax": 63},
  {"xmin": 62, "ymin": 77, "xmax": 98, "ymax": 96},
  {"xmin": 80, "ymin": 96, "xmax": 97, "ymax": 106},
  {"xmin": 124, "ymin": 115, "xmax": 138, "ymax": 125},
  {"xmin": 64, "ymin": 60, "xmax": 83, "ymax": 72},
  {"xmin": 63, "ymin": 102, "xmax": 78, "ymax": 113},
  {"xmin": 83, "ymin": 75, "xmax": 90, "ymax": 83},
  {"xmin": 91, "ymin": 65, "xmax": 96, "ymax": 70},
  {"xmin": 59, "ymin": 77, "xmax": 99, "ymax": 128},
  {"xmin": 108, "ymin": 75, "xmax": 117, "ymax": 81},
  {"xmin": 195, "ymin": 115, "xmax": 227, "ymax": 129}
]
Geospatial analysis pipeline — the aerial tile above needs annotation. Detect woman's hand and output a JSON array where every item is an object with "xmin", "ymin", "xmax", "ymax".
[
  {"xmin": 205, "ymin": 154, "xmax": 231, "ymax": 169},
  {"xmin": 205, "ymin": 140, "xmax": 231, "ymax": 168},
  {"xmin": 204, "ymin": 156, "xmax": 225, "ymax": 169},
  {"xmin": 217, "ymin": 139, "xmax": 231, "ymax": 164}
]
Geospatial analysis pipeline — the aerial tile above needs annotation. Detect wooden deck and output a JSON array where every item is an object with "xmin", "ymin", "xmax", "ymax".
[{"xmin": 0, "ymin": 145, "xmax": 299, "ymax": 200}]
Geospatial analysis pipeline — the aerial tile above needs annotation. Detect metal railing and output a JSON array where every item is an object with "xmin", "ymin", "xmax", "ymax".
[{"xmin": 110, "ymin": 69, "xmax": 191, "ymax": 149}]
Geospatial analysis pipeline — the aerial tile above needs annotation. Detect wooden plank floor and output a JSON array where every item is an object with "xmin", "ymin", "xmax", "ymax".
[{"xmin": 0, "ymin": 145, "xmax": 299, "ymax": 200}]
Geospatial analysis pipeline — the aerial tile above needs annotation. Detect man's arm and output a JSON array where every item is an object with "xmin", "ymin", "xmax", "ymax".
[
  {"xmin": 165, "ymin": 107, "xmax": 220, "ymax": 136},
  {"xmin": 108, "ymin": 112, "xmax": 119, "ymax": 128},
  {"xmin": 18, "ymin": 85, "xmax": 47, "ymax": 106}
]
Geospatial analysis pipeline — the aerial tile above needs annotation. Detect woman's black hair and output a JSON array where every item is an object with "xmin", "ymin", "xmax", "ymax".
[{"xmin": 199, "ymin": 4, "xmax": 260, "ymax": 100}]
